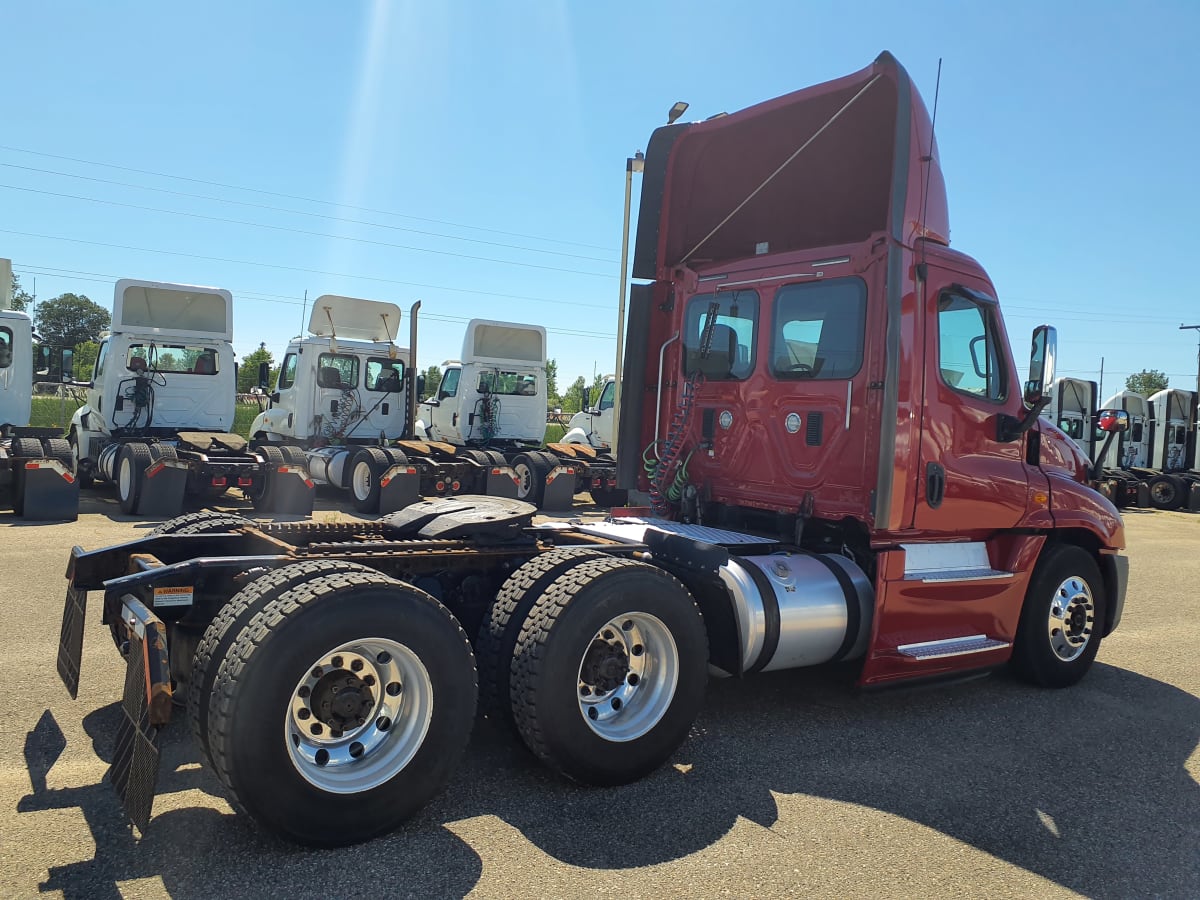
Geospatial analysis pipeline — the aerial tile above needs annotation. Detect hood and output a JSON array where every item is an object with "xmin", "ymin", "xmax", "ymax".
[
  {"xmin": 633, "ymin": 51, "xmax": 947, "ymax": 279},
  {"xmin": 1038, "ymin": 419, "xmax": 1092, "ymax": 485}
]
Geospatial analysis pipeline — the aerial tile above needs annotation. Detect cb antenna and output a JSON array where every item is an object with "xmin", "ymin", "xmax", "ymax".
[{"xmin": 918, "ymin": 58, "xmax": 943, "ymax": 267}]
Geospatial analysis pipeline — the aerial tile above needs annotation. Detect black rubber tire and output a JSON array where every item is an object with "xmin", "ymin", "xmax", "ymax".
[
  {"xmin": 458, "ymin": 448, "xmax": 490, "ymax": 467},
  {"xmin": 1011, "ymin": 544, "xmax": 1107, "ymax": 688},
  {"xmin": 152, "ymin": 510, "xmax": 253, "ymax": 536},
  {"xmin": 206, "ymin": 569, "xmax": 478, "ymax": 846},
  {"xmin": 280, "ymin": 445, "xmax": 309, "ymax": 468},
  {"xmin": 12, "ymin": 437, "xmax": 43, "ymax": 458},
  {"xmin": 483, "ymin": 450, "xmax": 508, "ymax": 467},
  {"xmin": 1146, "ymin": 474, "xmax": 1184, "ymax": 511},
  {"xmin": 68, "ymin": 429, "xmax": 93, "ymax": 489},
  {"xmin": 188, "ymin": 560, "xmax": 377, "ymax": 767},
  {"xmin": 149, "ymin": 443, "xmax": 178, "ymax": 463},
  {"xmin": 116, "ymin": 443, "xmax": 151, "ymax": 514},
  {"xmin": 42, "ymin": 438, "xmax": 74, "ymax": 471},
  {"xmin": 250, "ymin": 445, "xmax": 285, "ymax": 510},
  {"xmin": 510, "ymin": 556, "xmax": 707, "ymax": 785},
  {"xmin": 381, "ymin": 446, "xmax": 409, "ymax": 466},
  {"xmin": 590, "ymin": 487, "xmax": 629, "ymax": 508},
  {"xmin": 350, "ymin": 447, "xmax": 389, "ymax": 513},
  {"xmin": 477, "ymin": 548, "xmax": 606, "ymax": 730},
  {"xmin": 511, "ymin": 452, "xmax": 550, "ymax": 506}
]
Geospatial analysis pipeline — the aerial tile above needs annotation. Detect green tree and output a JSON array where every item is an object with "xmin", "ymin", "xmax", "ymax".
[
  {"xmin": 1125, "ymin": 369, "xmax": 1169, "ymax": 396},
  {"xmin": 72, "ymin": 341, "xmax": 99, "ymax": 382},
  {"xmin": 545, "ymin": 358, "xmax": 560, "ymax": 407},
  {"xmin": 33, "ymin": 293, "xmax": 110, "ymax": 348},
  {"xmin": 9, "ymin": 272, "xmax": 34, "ymax": 313},
  {"xmin": 238, "ymin": 346, "xmax": 276, "ymax": 392},
  {"xmin": 422, "ymin": 364, "xmax": 442, "ymax": 398},
  {"xmin": 563, "ymin": 375, "xmax": 587, "ymax": 414}
]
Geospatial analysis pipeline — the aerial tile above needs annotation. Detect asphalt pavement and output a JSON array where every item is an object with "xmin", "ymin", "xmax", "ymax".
[{"xmin": 1, "ymin": 493, "xmax": 1197, "ymax": 899}]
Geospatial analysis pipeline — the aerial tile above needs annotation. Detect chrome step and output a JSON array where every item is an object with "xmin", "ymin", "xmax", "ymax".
[
  {"xmin": 906, "ymin": 567, "xmax": 1013, "ymax": 583},
  {"xmin": 897, "ymin": 635, "xmax": 1011, "ymax": 660},
  {"xmin": 901, "ymin": 542, "xmax": 1013, "ymax": 583}
]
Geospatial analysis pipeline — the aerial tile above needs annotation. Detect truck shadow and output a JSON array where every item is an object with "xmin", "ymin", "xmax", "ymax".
[{"xmin": 20, "ymin": 663, "xmax": 1199, "ymax": 899}]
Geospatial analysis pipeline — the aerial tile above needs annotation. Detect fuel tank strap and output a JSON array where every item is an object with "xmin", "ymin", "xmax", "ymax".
[{"xmin": 734, "ymin": 556, "xmax": 780, "ymax": 675}]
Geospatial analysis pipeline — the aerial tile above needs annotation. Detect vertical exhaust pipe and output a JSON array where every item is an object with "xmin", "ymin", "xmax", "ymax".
[{"xmin": 407, "ymin": 300, "xmax": 421, "ymax": 439}]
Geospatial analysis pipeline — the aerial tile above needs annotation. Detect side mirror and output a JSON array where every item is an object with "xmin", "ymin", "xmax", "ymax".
[
  {"xmin": 417, "ymin": 373, "xmax": 426, "ymax": 398},
  {"xmin": 61, "ymin": 348, "xmax": 74, "ymax": 383},
  {"xmin": 269, "ymin": 391, "xmax": 281, "ymax": 403},
  {"xmin": 582, "ymin": 388, "xmax": 592, "ymax": 410},
  {"xmin": 1096, "ymin": 409, "xmax": 1130, "ymax": 433},
  {"xmin": 258, "ymin": 361, "xmax": 271, "ymax": 390},
  {"xmin": 1023, "ymin": 325, "xmax": 1056, "ymax": 408},
  {"xmin": 425, "ymin": 397, "xmax": 440, "ymax": 407}
]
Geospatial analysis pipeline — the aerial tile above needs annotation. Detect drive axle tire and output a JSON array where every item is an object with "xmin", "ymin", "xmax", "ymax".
[
  {"xmin": 477, "ymin": 548, "xmax": 606, "ymax": 730},
  {"xmin": 188, "ymin": 560, "xmax": 377, "ymax": 767},
  {"xmin": 249, "ymin": 445, "xmax": 285, "ymax": 511},
  {"xmin": 116, "ymin": 443, "xmax": 151, "ymax": 515},
  {"xmin": 207, "ymin": 569, "xmax": 477, "ymax": 846},
  {"xmin": 1147, "ymin": 474, "xmax": 1184, "ymax": 511},
  {"xmin": 152, "ymin": 510, "xmax": 254, "ymax": 536},
  {"xmin": 510, "ymin": 556, "xmax": 707, "ymax": 785},
  {"xmin": 511, "ymin": 452, "xmax": 550, "ymax": 506},
  {"xmin": 1011, "ymin": 544, "xmax": 1106, "ymax": 688},
  {"xmin": 350, "ymin": 447, "xmax": 389, "ymax": 513},
  {"xmin": 68, "ymin": 429, "xmax": 93, "ymax": 489}
]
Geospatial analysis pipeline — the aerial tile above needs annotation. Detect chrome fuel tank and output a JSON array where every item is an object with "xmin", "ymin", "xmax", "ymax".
[{"xmin": 718, "ymin": 552, "xmax": 874, "ymax": 673}]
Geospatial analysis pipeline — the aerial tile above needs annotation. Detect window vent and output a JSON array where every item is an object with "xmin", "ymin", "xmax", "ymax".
[{"xmin": 806, "ymin": 412, "xmax": 823, "ymax": 446}]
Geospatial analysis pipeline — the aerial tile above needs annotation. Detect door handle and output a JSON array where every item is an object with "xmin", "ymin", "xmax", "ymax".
[{"xmin": 926, "ymin": 462, "xmax": 946, "ymax": 509}]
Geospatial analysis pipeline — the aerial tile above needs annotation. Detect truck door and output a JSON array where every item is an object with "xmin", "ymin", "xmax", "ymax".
[
  {"xmin": 312, "ymin": 351, "xmax": 360, "ymax": 442},
  {"xmin": 592, "ymin": 379, "xmax": 616, "ymax": 448},
  {"xmin": 912, "ymin": 276, "xmax": 1030, "ymax": 532},
  {"xmin": 425, "ymin": 366, "xmax": 462, "ymax": 443},
  {"xmin": 354, "ymin": 357, "xmax": 407, "ymax": 439}
]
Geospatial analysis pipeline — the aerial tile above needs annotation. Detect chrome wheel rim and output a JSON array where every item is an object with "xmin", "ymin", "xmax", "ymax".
[
  {"xmin": 576, "ymin": 612, "xmax": 678, "ymax": 742},
  {"xmin": 118, "ymin": 456, "xmax": 132, "ymax": 499},
  {"xmin": 513, "ymin": 462, "xmax": 533, "ymax": 500},
  {"xmin": 284, "ymin": 637, "xmax": 433, "ymax": 793},
  {"xmin": 352, "ymin": 461, "xmax": 373, "ymax": 501},
  {"xmin": 1047, "ymin": 576, "xmax": 1095, "ymax": 662}
]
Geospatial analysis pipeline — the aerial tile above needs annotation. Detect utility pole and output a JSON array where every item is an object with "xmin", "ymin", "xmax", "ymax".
[
  {"xmin": 1099, "ymin": 356, "xmax": 1104, "ymax": 402},
  {"xmin": 1183, "ymin": 324, "xmax": 1200, "ymax": 401},
  {"xmin": 1182, "ymin": 324, "xmax": 1200, "ymax": 463}
]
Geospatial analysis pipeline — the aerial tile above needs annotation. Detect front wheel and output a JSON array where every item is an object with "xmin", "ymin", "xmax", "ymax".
[
  {"xmin": 1011, "ymin": 545, "xmax": 1106, "ymax": 688},
  {"xmin": 510, "ymin": 556, "xmax": 707, "ymax": 785},
  {"xmin": 206, "ymin": 570, "xmax": 477, "ymax": 846}
]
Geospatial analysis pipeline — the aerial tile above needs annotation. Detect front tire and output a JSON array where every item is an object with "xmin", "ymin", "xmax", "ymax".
[
  {"xmin": 1011, "ymin": 545, "xmax": 1106, "ymax": 688},
  {"xmin": 206, "ymin": 569, "xmax": 477, "ymax": 846},
  {"xmin": 510, "ymin": 556, "xmax": 707, "ymax": 785}
]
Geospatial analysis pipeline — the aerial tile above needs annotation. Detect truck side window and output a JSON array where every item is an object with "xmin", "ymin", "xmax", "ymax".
[
  {"xmin": 317, "ymin": 353, "xmax": 359, "ymax": 389},
  {"xmin": 1130, "ymin": 420, "xmax": 1143, "ymax": 442},
  {"xmin": 439, "ymin": 368, "xmax": 460, "ymax": 399},
  {"xmin": 598, "ymin": 381, "xmax": 615, "ymax": 410},
  {"xmin": 769, "ymin": 278, "xmax": 866, "ymax": 380},
  {"xmin": 365, "ymin": 358, "xmax": 405, "ymax": 392},
  {"xmin": 937, "ymin": 292, "xmax": 1007, "ymax": 401},
  {"xmin": 0, "ymin": 327, "xmax": 12, "ymax": 369},
  {"xmin": 682, "ymin": 290, "xmax": 758, "ymax": 380},
  {"xmin": 278, "ymin": 353, "xmax": 298, "ymax": 390},
  {"xmin": 94, "ymin": 340, "xmax": 109, "ymax": 381}
]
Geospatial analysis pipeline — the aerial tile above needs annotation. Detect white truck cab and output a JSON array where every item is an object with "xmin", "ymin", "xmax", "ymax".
[
  {"xmin": 1148, "ymin": 388, "xmax": 1196, "ymax": 472},
  {"xmin": 562, "ymin": 375, "xmax": 616, "ymax": 450},
  {"xmin": 1098, "ymin": 390, "xmax": 1151, "ymax": 470},
  {"xmin": 1043, "ymin": 377, "xmax": 1097, "ymax": 460},
  {"xmin": 418, "ymin": 319, "xmax": 547, "ymax": 449},
  {"xmin": 0, "ymin": 308, "xmax": 34, "ymax": 428},
  {"xmin": 251, "ymin": 295, "xmax": 410, "ymax": 444}
]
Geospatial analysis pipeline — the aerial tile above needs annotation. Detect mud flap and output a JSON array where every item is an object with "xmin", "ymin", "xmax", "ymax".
[
  {"xmin": 485, "ymin": 465, "xmax": 520, "ymax": 500},
  {"xmin": 541, "ymin": 464, "xmax": 577, "ymax": 512},
  {"xmin": 379, "ymin": 463, "xmax": 420, "ymax": 514},
  {"xmin": 108, "ymin": 597, "xmax": 172, "ymax": 835},
  {"xmin": 17, "ymin": 460, "xmax": 79, "ymax": 521},
  {"xmin": 57, "ymin": 582, "xmax": 88, "ymax": 698},
  {"xmin": 137, "ymin": 460, "xmax": 188, "ymax": 517},
  {"xmin": 263, "ymin": 464, "xmax": 315, "ymax": 515},
  {"xmin": 1189, "ymin": 482, "xmax": 1200, "ymax": 513},
  {"xmin": 1135, "ymin": 481, "xmax": 1150, "ymax": 508}
]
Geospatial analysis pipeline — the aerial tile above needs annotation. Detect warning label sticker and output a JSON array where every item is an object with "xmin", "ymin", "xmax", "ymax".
[{"xmin": 153, "ymin": 586, "xmax": 194, "ymax": 607}]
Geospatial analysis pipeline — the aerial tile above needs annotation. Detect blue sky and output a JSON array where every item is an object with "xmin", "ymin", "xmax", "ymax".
[{"xmin": 3, "ymin": 1, "xmax": 1198, "ymax": 398}]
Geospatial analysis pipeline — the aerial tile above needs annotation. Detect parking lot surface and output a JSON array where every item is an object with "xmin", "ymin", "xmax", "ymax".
[{"xmin": 2, "ymin": 496, "xmax": 1197, "ymax": 899}]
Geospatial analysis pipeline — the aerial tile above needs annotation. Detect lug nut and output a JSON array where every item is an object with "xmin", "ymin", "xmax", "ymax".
[
  {"xmin": 363, "ymin": 674, "xmax": 376, "ymax": 686},
  {"xmin": 297, "ymin": 708, "xmax": 311, "ymax": 720},
  {"xmin": 298, "ymin": 685, "xmax": 310, "ymax": 698},
  {"xmin": 332, "ymin": 656, "xmax": 344, "ymax": 668},
  {"xmin": 310, "ymin": 723, "xmax": 323, "ymax": 735},
  {"xmin": 351, "ymin": 659, "xmax": 364, "ymax": 672},
  {"xmin": 312, "ymin": 666, "xmax": 323, "ymax": 678}
]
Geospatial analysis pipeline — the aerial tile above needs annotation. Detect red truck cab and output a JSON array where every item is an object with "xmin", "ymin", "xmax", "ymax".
[{"xmin": 618, "ymin": 51, "xmax": 1127, "ymax": 687}]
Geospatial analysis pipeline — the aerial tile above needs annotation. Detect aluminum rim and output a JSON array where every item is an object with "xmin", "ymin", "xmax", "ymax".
[
  {"xmin": 1150, "ymin": 480, "xmax": 1175, "ymax": 504},
  {"xmin": 576, "ymin": 612, "xmax": 679, "ymax": 742},
  {"xmin": 513, "ymin": 461, "xmax": 533, "ymax": 500},
  {"xmin": 118, "ymin": 455, "xmax": 133, "ymax": 499},
  {"xmin": 352, "ymin": 460, "xmax": 373, "ymax": 501},
  {"xmin": 284, "ymin": 637, "xmax": 433, "ymax": 794},
  {"xmin": 1047, "ymin": 575, "xmax": 1095, "ymax": 662}
]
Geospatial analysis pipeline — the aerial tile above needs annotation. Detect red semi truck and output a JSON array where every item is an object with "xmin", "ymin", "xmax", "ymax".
[{"xmin": 56, "ymin": 52, "xmax": 1127, "ymax": 846}]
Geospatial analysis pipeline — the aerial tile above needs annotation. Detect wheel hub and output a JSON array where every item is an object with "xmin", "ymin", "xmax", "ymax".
[
  {"xmin": 580, "ymin": 638, "xmax": 629, "ymax": 693},
  {"xmin": 1047, "ymin": 576, "xmax": 1095, "ymax": 662},
  {"xmin": 311, "ymin": 671, "xmax": 375, "ymax": 730}
]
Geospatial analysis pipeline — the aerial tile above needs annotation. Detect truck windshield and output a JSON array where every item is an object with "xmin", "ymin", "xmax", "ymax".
[
  {"xmin": 478, "ymin": 370, "xmax": 538, "ymax": 396},
  {"xmin": 128, "ymin": 344, "xmax": 219, "ymax": 375},
  {"xmin": 769, "ymin": 278, "xmax": 866, "ymax": 379},
  {"xmin": 682, "ymin": 290, "xmax": 758, "ymax": 380}
]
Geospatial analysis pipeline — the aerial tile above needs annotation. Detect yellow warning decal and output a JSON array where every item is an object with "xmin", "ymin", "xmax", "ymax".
[{"xmin": 153, "ymin": 586, "xmax": 194, "ymax": 607}]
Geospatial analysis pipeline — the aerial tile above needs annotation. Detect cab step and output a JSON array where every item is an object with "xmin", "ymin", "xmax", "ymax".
[
  {"xmin": 901, "ymin": 542, "xmax": 1013, "ymax": 583},
  {"xmin": 897, "ymin": 634, "xmax": 1011, "ymax": 660}
]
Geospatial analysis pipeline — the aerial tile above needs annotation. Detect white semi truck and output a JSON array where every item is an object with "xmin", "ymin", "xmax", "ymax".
[
  {"xmin": 250, "ymin": 296, "xmax": 519, "ymax": 513},
  {"xmin": 420, "ymin": 327, "xmax": 624, "ymax": 508},
  {"xmin": 69, "ymin": 279, "xmax": 310, "ymax": 516},
  {"xmin": 1095, "ymin": 388, "xmax": 1198, "ymax": 510},
  {"xmin": 0, "ymin": 265, "xmax": 79, "ymax": 520}
]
